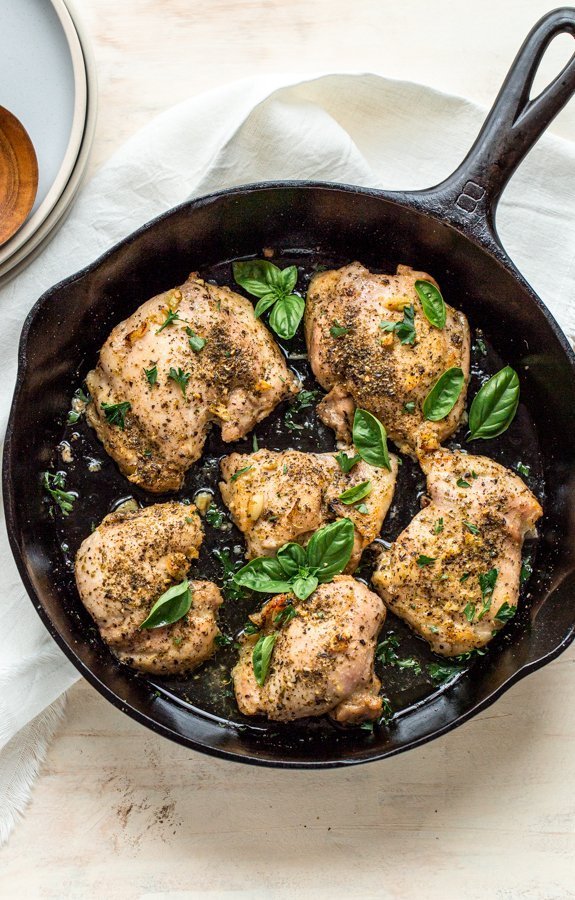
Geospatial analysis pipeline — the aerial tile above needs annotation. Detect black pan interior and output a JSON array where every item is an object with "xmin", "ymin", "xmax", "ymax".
[{"xmin": 6, "ymin": 184, "xmax": 575, "ymax": 767}]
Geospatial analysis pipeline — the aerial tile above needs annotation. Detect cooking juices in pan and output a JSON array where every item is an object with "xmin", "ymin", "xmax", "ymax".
[{"xmin": 48, "ymin": 252, "xmax": 545, "ymax": 733}]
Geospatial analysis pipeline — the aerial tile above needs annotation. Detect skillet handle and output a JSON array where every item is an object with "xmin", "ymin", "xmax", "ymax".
[{"xmin": 422, "ymin": 8, "xmax": 575, "ymax": 239}]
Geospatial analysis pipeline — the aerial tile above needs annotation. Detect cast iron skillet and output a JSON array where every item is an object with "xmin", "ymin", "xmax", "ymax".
[{"xmin": 4, "ymin": 9, "xmax": 575, "ymax": 768}]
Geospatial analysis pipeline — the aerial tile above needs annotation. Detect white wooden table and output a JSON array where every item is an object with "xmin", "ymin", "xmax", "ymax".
[{"xmin": 2, "ymin": 1, "xmax": 575, "ymax": 896}]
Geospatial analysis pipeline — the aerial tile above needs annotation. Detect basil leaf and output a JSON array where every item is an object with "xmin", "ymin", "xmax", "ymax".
[
  {"xmin": 280, "ymin": 265, "xmax": 298, "ymax": 295},
  {"xmin": 468, "ymin": 366, "xmax": 520, "ymax": 440},
  {"xmin": 253, "ymin": 293, "xmax": 278, "ymax": 319},
  {"xmin": 330, "ymin": 321, "xmax": 350, "ymax": 338},
  {"xmin": 352, "ymin": 408, "xmax": 391, "ymax": 470},
  {"xmin": 277, "ymin": 542, "xmax": 307, "ymax": 577},
  {"xmin": 233, "ymin": 260, "xmax": 284, "ymax": 298},
  {"xmin": 422, "ymin": 367, "xmax": 464, "ymax": 421},
  {"xmin": 253, "ymin": 633, "xmax": 277, "ymax": 686},
  {"xmin": 269, "ymin": 294, "xmax": 305, "ymax": 340},
  {"xmin": 415, "ymin": 280, "xmax": 446, "ymax": 329},
  {"xmin": 479, "ymin": 567, "xmax": 498, "ymax": 600},
  {"xmin": 306, "ymin": 518, "xmax": 355, "ymax": 582},
  {"xmin": 292, "ymin": 573, "xmax": 319, "ymax": 600},
  {"xmin": 380, "ymin": 304, "xmax": 416, "ymax": 345},
  {"xmin": 140, "ymin": 578, "xmax": 192, "ymax": 629},
  {"xmin": 338, "ymin": 480, "xmax": 372, "ymax": 505},
  {"xmin": 233, "ymin": 557, "xmax": 293, "ymax": 594}
]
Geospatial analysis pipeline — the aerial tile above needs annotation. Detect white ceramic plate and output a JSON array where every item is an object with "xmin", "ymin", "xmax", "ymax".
[{"xmin": 0, "ymin": 0, "xmax": 96, "ymax": 282}]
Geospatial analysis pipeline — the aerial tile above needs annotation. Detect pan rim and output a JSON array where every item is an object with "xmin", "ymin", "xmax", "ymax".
[{"xmin": 4, "ymin": 179, "xmax": 575, "ymax": 768}]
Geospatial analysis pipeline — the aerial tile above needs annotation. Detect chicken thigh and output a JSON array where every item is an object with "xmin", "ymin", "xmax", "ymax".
[
  {"xmin": 86, "ymin": 273, "xmax": 298, "ymax": 493},
  {"xmin": 305, "ymin": 262, "xmax": 470, "ymax": 456},
  {"xmin": 220, "ymin": 448, "xmax": 398, "ymax": 570},
  {"xmin": 372, "ymin": 449, "xmax": 542, "ymax": 656},
  {"xmin": 75, "ymin": 502, "xmax": 223, "ymax": 674},
  {"xmin": 233, "ymin": 576, "xmax": 385, "ymax": 723}
]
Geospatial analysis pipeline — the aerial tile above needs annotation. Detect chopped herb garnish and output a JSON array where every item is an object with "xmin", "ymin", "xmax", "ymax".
[
  {"xmin": 403, "ymin": 401, "xmax": 416, "ymax": 413},
  {"xmin": 231, "ymin": 465, "xmax": 253, "ymax": 482},
  {"xmin": 433, "ymin": 517, "xmax": 444, "ymax": 535},
  {"xmin": 475, "ymin": 336, "xmax": 488, "ymax": 356},
  {"xmin": 494, "ymin": 602, "xmax": 517, "ymax": 623},
  {"xmin": 463, "ymin": 602, "xmax": 476, "ymax": 623},
  {"xmin": 205, "ymin": 504, "xmax": 226, "ymax": 529},
  {"xmin": 355, "ymin": 503, "xmax": 369, "ymax": 514},
  {"xmin": 101, "ymin": 400, "xmax": 131, "ymax": 429},
  {"xmin": 330, "ymin": 321, "xmax": 350, "ymax": 338},
  {"xmin": 516, "ymin": 462, "xmax": 530, "ymax": 478},
  {"xmin": 214, "ymin": 633, "xmax": 234, "ymax": 648},
  {"xmin": 67, "ymin": 387, "xmax": 89, "ymax": 424},
  {"xmin": 380, "ymin": 303, "xmax": 416, "ymax": 345},
  {"xmin": 43, "ymin": 471, "xmax": 76, "ymax": 516},
  {"xmin": 243, "ymin": 621, "xmax": 260, "ymax": 635},
  {"xmin": 427, "ymin": 662, "xmax": 463, "ymax": 683},
  {"xmin": 213, "ymin": 549, "xmax": 248, "ymax": 601},
  {"xmin": 252, "ymin": 434, "xmax": 259, "ymax": 452},
  {"xmin": 144, "ymin": 364, "xmax": 158, "ymax": 386},
  {"xmin": 520, "ymin": 555, "xmax": 533, "ymax": 584},
  {"xmin": 335, "ymin": 451, "xmax": 360, "ymax": 473},
  {"xmin": 416, "ymin": 554, "xmax": 436, "ymax": 567},
  {"xmin": 156, "ymin": 308, "xmax": 183, "ymax": 333},
  {"xmin": 464, "ymin": 521, "xmax": 480, "ymax": 535},
  {"xmin": 479, "ymin": 567, "xmax": 498, "ymax": 602},
  {"xmin": 168, "ymin": 367, "xmax": 191, "ymax": 397},
  {"xmin": 186, "ymin": 326, "xmax": 206, "ymax": 352},
  {"xmin": 456, "ymin": 477, "xmax": 471, "ymax": 489},
  {"xmin": 460, "ymin": 572, "xmax": 471, "ymax": 583},
  {"xmin": 376, "ymin": 634, "xmax": 421, "ymax": 673},
  {"xmin": 284, "ymin": 389, "xmax": 320, "ymax": 431}
]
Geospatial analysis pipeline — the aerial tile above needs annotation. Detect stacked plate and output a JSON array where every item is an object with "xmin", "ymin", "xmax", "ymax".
[{"xmin": 0, "ymin": 0, "xmax": 97, "ymax": 286}]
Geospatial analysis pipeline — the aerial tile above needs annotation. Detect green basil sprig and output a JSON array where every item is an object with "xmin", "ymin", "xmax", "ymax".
[
  {"xmin": 234, "ymin": 518, "xmax": 355, "ymax": 601},
  {"xmin": 140, "ymin": 578, "xmax": 192, "ymax": 629},
  {"xmin": 233, "ymin": 260, "xmax": 304, "ymax": 340},
  {"xmin": 415, "ymin": 280, "xmax": 446, "ymax": 329},
  {"xmin": 352, "ymin": 409, "xmax": 391, "ymax": 470},
  {"xmin": 380, "ymin": 304, "xmax": 416, "ymax": 345},
  {"xmin": 422, "ymin": 367, "xmax": 464, "ymax": 421},
  {"xmin": 252, "ymin": 633, "xmax": 277, "ymax": 685},
  {"xmin": 468, "ymin": 366, "xmax": 519, "ymax": 440}
]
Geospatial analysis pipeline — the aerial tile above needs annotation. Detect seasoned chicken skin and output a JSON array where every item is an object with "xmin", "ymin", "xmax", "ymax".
[
  {"xmin": 220, "ymin": 448, "xmax": 398, "ymax": 570},
  {"xmin": 304, "ymin": 263, "xmax": 470, "ymax": 456},
  {"xmin": 233, "ymin": 577, "xmax": 385, "ymax": 723},
  {"xmin": 75, "ymin": 502, "xmax": 223, "ymax": 675},
  {"xmin": 86, "ymin": 274, "xmax": 298, "ymax": 493},
  {"xmin": 372, "ymin": 449, "xmax": 543, "ymax": 656}
]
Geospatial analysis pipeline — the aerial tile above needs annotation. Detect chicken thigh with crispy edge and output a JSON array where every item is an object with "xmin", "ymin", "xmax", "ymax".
[
  {"xmin": 85, "ymin": 273, "xmax": 299, "ymax": 493},
  {"xmin": 233, "ymin": 576, "xmax": 386, "ymax": 724},
  {"xmin": 75, "ymin": 502, "xmax": 223, "ymax": 675},
  {"xmin": 371, "ymin": 449, "xmax": 542, "ymax": 656},
  {"xmin": 220, "ymin": 447, "xmax": 398, "ymax": 570},
  {"xmin": 304, "ymin": 262, "xmax": 470, "ymax": 457}
]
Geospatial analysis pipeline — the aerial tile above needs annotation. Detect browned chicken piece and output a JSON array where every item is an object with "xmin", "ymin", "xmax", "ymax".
[
  {"xmin": 220, "ymin": 448, "xmax": 398, "ymax": 570},
  {"xmin": 75, "ymin": 502, "xmax": 223, "ymax": 675},
  {"xmin": 85, "ymin": 273, "xmax": 298, "ymax": 493},
  {"xmin": 304, "ymin": 262, "xmax": 470, "ymax": 456},
  {"xmin": 233, "ymin": 577, "xmax": 385, "ymax": 723},
  {"xmin": 372, "ymin": 449, "xmax": 542, "ymax": 656}
]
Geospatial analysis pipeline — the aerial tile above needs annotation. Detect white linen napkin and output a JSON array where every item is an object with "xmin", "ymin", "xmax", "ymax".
[{"xmin": 0, "ymin": 72, "xmax": 573, "ymax": 845}]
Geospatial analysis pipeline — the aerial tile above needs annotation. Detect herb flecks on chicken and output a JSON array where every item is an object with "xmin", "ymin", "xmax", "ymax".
[
  {"xmin": 220, "ymin": 448, "xmax": 398, "ymax": 570},
  {"xmin": 233, "ymin": 577, "xmax": 386, "ymax": 724},
  {"xmin": 304, "ymin": 263, "xmax": 470, "ymax": 457},
  {"xmin": 85, "ymin": 274, "xmax": 299, "ymax": 492},
  {"xmin": 75, "ymin": 502, "xmax": 223, "ymax": 675},
  {"xmin": 371, "ymin": 449, "xmax": 542, "ymax": 656}
]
